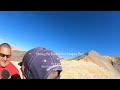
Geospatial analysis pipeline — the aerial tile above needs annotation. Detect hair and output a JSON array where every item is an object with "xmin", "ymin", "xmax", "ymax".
[{"xmin": 0, "ymin": 43, "xmax": 11, "ymax": 50}]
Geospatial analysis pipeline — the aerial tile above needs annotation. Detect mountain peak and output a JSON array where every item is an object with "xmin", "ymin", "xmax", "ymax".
[
  {"xmin": 73, "ymin": 50, "xmax": 101, "ymax": 60},
  {"xmin": 85, "ymin": 50, "xmax": 101, "ymax": 56}
]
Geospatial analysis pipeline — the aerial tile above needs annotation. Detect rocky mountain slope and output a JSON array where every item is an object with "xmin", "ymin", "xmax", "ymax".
[
  {"xmin": 60, "ymin": 50, "xmax": 120, "ymax": 79},
  {"xmin": 11, "ymin": 50, "xmax": 26, "ymax": 62}
]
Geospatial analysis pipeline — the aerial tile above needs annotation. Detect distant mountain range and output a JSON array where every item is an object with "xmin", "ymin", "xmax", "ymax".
[
  {"xmin": 12, "ymin": 46, "xmax": 25, "ymax": 51},
  {"xmin": 11, "ymin": 48, "xmax": 26, "ymax": 62}
]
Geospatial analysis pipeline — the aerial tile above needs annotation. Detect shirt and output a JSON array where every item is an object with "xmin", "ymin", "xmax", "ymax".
[{"xmin": 0, "ymin": 62, "xmax": 21, "ymax": 79}]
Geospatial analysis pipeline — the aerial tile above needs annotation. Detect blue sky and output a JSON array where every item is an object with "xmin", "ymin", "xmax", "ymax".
[{"xmin": 0, "ymin": 11, "xmax": 120, "ymax": 58}]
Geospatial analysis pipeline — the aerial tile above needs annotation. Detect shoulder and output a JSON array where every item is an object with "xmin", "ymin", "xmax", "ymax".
[
  {"xmin": 8, "ymin": 62, "xmax": 21, "ymax": 79},
  {"xmin": 9, "ymin": 62, "xmax": 17, "ymax": 68},
  {"xmin": 8, "ymin": 62, "xmax": 20, "ymax": 73}
]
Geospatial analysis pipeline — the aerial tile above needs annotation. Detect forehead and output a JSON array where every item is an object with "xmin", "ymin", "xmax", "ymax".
[{"xmin": 0, "ymin": 46, "xmax": 11, "ymax": 54}]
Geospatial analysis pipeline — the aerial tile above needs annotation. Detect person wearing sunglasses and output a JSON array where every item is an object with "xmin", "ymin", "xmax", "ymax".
[
  {"xmin": 19, "ymin": 47, "xmax": 62, "ymax": 79},
  {"xmin": 0, "ymin": 43, "xmax": 21, "ymax": 79}
]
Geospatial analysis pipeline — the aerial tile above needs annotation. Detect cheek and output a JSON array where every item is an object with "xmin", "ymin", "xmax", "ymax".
[
  {"xmin": 0, "ymin": 57, "xmax": 3, "ymax": 61},
  {"xmin": 7, "ymin": 58, "xmax": 10, "ymax": 61}
]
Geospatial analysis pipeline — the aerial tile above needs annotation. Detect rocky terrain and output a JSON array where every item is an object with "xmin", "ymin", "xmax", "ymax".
[
  {"xmin": 11, "ymin": 49, "xmax": 120, "ymax": 79},
  {"xmin": 11, "ymin": 50, "xmax": 26, "ymax": 62}
]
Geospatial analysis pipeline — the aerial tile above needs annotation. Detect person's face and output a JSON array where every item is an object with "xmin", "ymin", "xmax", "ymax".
[{"xmin": 0, "ymin": 46, "xmax": 11, "ymax": 68}]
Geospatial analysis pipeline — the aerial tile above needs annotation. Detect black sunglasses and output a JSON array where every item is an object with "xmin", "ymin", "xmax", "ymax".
[{"xmin": 0, "ymin": 53, "xmax": 11, "ymax": 58}]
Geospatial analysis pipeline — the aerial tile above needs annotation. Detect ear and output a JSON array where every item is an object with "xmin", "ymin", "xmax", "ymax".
[{"xmin": 47, "ymin": 71, "xmax": 58, "ymax": 79}]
